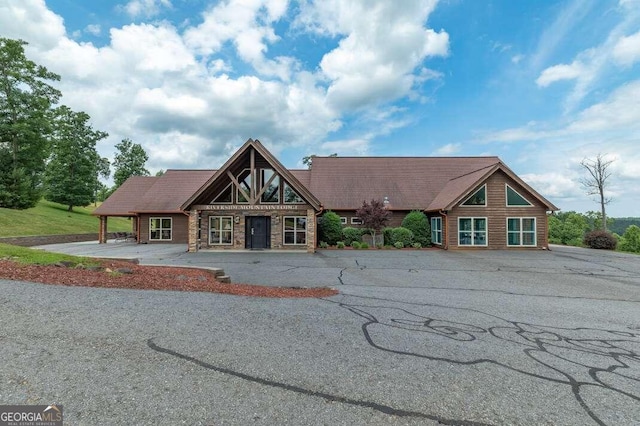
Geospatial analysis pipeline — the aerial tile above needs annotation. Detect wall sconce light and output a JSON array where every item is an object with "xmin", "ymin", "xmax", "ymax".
[
  {"xmin": 234, "ymin": 216, "xmax": 240, "ymax": 224},
  {"xmin": 383, "ymin": 196, "xmax": 390, "ymax": 206}
]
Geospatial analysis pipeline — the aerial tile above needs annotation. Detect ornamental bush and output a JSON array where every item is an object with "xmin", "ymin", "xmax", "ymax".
[
  {"xmin": 336, "ymin": 241, "xmax": 345, "ymax": 249},
  {"xmin": 390, "ymin": 227, "xmax": 414, "ymax": 247},
  {"xmin": 583, "ymin": 230, "xmax": 617, "ymax": 250},
  {"xmin": 360, "ymin": 242, "xmax": 369, "ymax": 249},
  {"xmin": 351, "ymin": 241, "xmax": 361, "ymax": 249},
  {"xmin": 383, "ymin": 227, "xmax": 394, "ymax": 245},
  {"xmin": 401, "ymin": 211, "xmax": 431, "ymax": 246},
  {"xmin": 319, "ymin": 211, "xmax": 342, "ymax": 245},
  {"xmin": 394, "ymin": 241, "xmax": 404, "ymax": 249},
  {"xmin": 342, "ymin": 227, "xmax": 362, "ymax": 245}
]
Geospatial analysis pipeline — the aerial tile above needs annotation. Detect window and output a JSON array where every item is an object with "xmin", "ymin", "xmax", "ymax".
[
  {"xmin": 340, "ymin": 217, "xmax": 347, "ymax": 225},
  {"xmin": 284, "ymin": 216, "xmax": 307, "ymax": 245},
  {"xmin": 236, "ymin": 169, "xmax": 252, "ymax": 203},
  {"xmin": 351, "ymin": 217, "xmax": 363, "ymax": 225},
  {"xmin": 461, "ymin": 185, "xmax": 486, "ymax": 206},
  {"xmin": 283, "ymin": 182, "xmax": 304, "ymax": 204},
  {"xmin": 210, "ymin": 216, "xmax": 233, "ymax": 245},
  {"xmin": 507, "ymin": 218, "xmax": 536, "ymax": 246},
  {"xmin": 506, "ymin": 184, "xmax": 533, "ymax": 206},
  {"xmin": 212, "ymin": 183, "xmax": 232, "ymax": 203},
  {"xmin": 150, "ymin": 217, "xmax": 172, "ymax": 241},
  {"xmin": 458, "ymin": 218, "xmax": 487, "ymax": 246},
  {"xmin": 260, "ymin": 169, "xmax": 280, "ymax": 203},
  {"xmin": 431, "ymin": 217, "xmax": 442, "ymax": 245}
]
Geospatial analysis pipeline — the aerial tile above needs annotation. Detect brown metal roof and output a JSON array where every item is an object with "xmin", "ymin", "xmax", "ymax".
[
  {"xmin": 93, "ymin": 176, "xmax": 158, "ymax": 216},
  {"xmin": 134, "ymin": 169, "xmax": 215, "ymax": 213},
  {"xmin": 96, "ymin": 152, "xmax": 557, "ymax": 216},
  {"xmin": 308, "ymin": 156, "xmax": 502, "ymax": 210}
]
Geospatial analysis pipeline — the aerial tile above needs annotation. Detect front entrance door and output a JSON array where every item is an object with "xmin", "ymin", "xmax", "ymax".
[{"xmin": 245, "ymin": 216, "xmax": 270, "ymax": 249}]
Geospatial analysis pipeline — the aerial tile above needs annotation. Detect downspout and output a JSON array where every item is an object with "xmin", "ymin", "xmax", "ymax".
[
  {"xmin": 439, "ymin": 210, "xmax": 449, "ymax": 250},
  {"xmin": 136, "ymin": 214, "xmax": 141, "ymax": 243}
]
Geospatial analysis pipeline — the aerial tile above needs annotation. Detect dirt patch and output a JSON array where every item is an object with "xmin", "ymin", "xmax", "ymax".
[{"xmin": 0, "ymin": 259, "xmax": 338, "ymax": 298}]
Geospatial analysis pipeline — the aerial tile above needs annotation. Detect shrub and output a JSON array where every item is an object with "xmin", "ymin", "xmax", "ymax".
[
  {"xmin": 401, "ymin": 211, "xmax": 431, "ymax": 246},
  {"xmin": 319, "ymin": 211, "xmax": 342, "ymax": 245},
  {"xmin": 336, "ymin": 241, "xmax": 345, "ymax": 249},
  {"xmin": 394, "ymin": 241, "xmax": 404, "ymax": 249},
  {"xmin": 390, "ymin": 227, "xmax": 414, "ymax": 247},
  {"xmin": 583, "ymin": 230, "xmax": 617, "ymax": 250},
  {"xmin": 351, "ymin": 241, "xmax": 361, "ymax": 249},
  {"xmin": 383, "ymin": 227, "xmax": 394, "ymax": 245},
  {"xmin": 360, "ymin": 242, "xmax": 369, "ymax": 249},
  {"xmin": 619, "ymin": 225, "xmax": 640, "ymax": 253},
  {"xmin": 319, "ymin": 241, "xmax": 329, "ymax": 249},
  {"xmin": 412, "ymin": 242, "xmax": 422, "ymax": 249},
  {"xmin": 342, "ymin": 227, "xmax": 362, "ymax": 245},
  {"xmin": 376, "ymin": 243, "xmax": 383, "ymax": 249}
]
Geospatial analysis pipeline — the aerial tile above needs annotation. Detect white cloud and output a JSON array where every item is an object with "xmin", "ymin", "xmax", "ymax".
[
  {"xmin": 122, "ymin": 0, "xmax": 172, "ymax": 18},
  {"xmin": 320, "ymin": 139, "xmax": 370, "ymax": 156},
  {"xmin": 432, "ymin": 143, "xmax": 461, "ymax": 155},
  {"xmin": 85, "ymin": 24, "xmax": 101, "ymax": 36},
  {"xmin": 298, "ymin": 0, "xmax": 448, "ymax": 110},
  {"xmin": 613, "ymin": 30, "xmax": 640, "ymax": 66},
  {"xmin": 511, "ymin": 54, "xmax": 524, "ymax": 64},
  {"xmin": 536, "ymin": 61, "xmax": 584, "ymax": 87}
]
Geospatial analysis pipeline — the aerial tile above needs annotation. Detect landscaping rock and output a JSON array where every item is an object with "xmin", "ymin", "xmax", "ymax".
[{"xmin": 116, "ymin": 267, "xmax": 133, "ymax": 274}]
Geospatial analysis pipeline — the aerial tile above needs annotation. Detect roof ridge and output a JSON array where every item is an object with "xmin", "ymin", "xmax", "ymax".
[{"xmin": 448, "ymin": 163, "xmax": 500, "ymax": 181}]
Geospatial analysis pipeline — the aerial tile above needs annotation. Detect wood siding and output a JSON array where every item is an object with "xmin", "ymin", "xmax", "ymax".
[
  {"xmin": 446, "ymin": 171, "xmax": 549, "ymax": 249},
  {"xmin": 139, "ymin": 214, "xmax": 189, "ymax": 244}
]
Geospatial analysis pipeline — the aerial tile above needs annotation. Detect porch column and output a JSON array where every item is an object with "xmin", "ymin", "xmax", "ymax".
[
  {"xmin": 306, "ymin": 208, "xmax": 316, "ymax": 253},
  {"xmin": 188, "ymin": 209, "xmax": 199, "ymax": 252},
  {"xmin": 99, "ymin": 216, "xmax": 107, "ymax": 244}
]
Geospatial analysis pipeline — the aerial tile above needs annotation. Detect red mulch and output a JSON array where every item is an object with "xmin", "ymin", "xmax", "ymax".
[{"xmin": 0, "ymin": 260, "xmax": 338, "ymax": 298}]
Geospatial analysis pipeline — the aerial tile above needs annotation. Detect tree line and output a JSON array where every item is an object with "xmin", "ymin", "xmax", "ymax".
[{"xmin": 0, "ymin": 38, "xmax": 150, "ymax": 212}]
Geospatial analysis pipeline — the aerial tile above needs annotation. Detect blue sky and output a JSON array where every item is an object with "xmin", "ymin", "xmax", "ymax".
[{"xmin": 1, "ymin": 0, "xmax": 639, "ymax": 216}]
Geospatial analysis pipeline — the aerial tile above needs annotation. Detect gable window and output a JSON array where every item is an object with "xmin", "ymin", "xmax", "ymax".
[
  {"xmin": 506, "ymin": 184, "xmax": 533, "ymax": 206},
  {"xmin": 351, "ymin": 217, "xmax": 363, "ymax": 225},
  {"xmin": 461, "ymin": 185, "xmax": 486, "ymax": 206},
  {"xmin": 458, "ymin": 217, "xmax": 487, "ymax": 246},
  {"xmin": 210, "ymin": 216, "xmax": 233, "ymax": 245},
  {"xmin": 283, "ymin": 182, "xmax": 304, "ymax": 204},
  {"xmin": 236, "ymin": 169, "xmax": 252, "ymax": 203},
  {"xmin": 507, "ymin": 218, "xmax": 536, "ymax": 246},
  {"xmin": 431, "ymin": 217, "xmax": 442, "ymax": 245},
  {"xmin": 260, "ymin": 168, "xmax": 280, "ymax": 203},
  {"xmin": 284, "ymin": 216, "xmax": 306, "ymax": 245},
  {"xmin": 150, "ymin": 217, "xmax": 172, "ymax": 241},
  {"xmin": 340, "ymin": 217, "xmax": 347, "ymax": 225},
  {"xmin": 212, "ymin": 183, "xmax": 232, "ymax": 203}
]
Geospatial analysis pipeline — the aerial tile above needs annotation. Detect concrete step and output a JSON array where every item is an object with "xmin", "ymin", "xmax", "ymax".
[{"xmin": 217, "ymin": 275, "xmax": 231, "ymax": 283}]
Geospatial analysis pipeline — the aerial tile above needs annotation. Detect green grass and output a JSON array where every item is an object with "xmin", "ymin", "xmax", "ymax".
[
  {"xmin": 0, "ymin": 243, "xmax": 96, "ymax": 266},
  {"xmin": 0, "ymin": 199, "xmax": 132, "ymax": 237}
]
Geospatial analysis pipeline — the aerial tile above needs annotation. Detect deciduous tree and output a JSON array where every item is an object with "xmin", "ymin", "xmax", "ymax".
[
  {"xmin": 44, "ymin": 106, "xmax": 108, "ymax": 211},
  {"xmin": 580, "ymin": 154, "xmax": 614, "ymax": 232},
  {"xmin": 356, "ymin": 199, "xmax": 391, "ymax": 246},
  {"xmin": 0, "ymin": 38, "xmax": 61, "ymax": 208},
  {"xmin": 113, "ymin": 138, "xmax": 149, "ymax": 188}
]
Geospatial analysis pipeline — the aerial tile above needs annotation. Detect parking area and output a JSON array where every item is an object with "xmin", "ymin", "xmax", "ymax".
[{"xmin": 1, "ymin": 244, "xmax": 639, "ymax": 425}]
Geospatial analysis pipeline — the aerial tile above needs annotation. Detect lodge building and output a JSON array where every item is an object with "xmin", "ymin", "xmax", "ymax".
[{"xmin": 94, "ymin": 138, "xmax": 558, "ymax": 252}]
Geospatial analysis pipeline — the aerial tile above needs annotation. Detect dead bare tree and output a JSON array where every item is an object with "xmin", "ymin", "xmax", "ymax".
[{"xmin": 580, "ymin": 154, "xmax": 613, "ymax": 232}]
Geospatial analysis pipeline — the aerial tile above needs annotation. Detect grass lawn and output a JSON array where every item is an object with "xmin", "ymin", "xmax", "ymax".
[
  {"xmin": 0, "ymin": 243, "xmax": 95, "ymax": 266},
  {"xmin": 0, "ymin": 200, "xmax": 132, "ymax": 238}
]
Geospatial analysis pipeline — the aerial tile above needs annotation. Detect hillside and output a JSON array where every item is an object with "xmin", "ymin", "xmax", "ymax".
[{"xmin": 0, "ymin": 200, "xmax": 132, "ymax": 237}]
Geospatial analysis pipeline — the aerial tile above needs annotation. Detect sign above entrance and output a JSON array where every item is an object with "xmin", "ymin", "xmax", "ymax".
[{"xmin": 193, "ymin": 204, "xmax": 305, "ymax": 211}]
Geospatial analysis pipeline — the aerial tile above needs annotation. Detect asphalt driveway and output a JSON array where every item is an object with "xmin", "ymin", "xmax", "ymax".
[{"xmin": 1, "ymin": 244, "xmax": 638, "ymax": 425}]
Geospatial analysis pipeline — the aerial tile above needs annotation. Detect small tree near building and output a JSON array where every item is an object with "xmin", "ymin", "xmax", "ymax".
[
  {"xmin": 356, "ymin": 199, "xmax": 391, "ymax": 246},
  {"xmin": 401, "ymin": 210, "xmax": 431, "ymax": 246},
  {"xmin": 318, "ymin": 210, "xmax": 342, "ymax": 245}
]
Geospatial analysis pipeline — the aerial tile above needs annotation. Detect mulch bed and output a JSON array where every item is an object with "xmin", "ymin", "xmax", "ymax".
[{"xmin": 0, "ymin": 259, "xmax": 338, "ymax": 298}]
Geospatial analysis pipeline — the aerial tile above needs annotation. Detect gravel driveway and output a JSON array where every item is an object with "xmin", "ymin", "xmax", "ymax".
[{"xmin": 1, "ymin": 245, "xmax": 639, "ymax": 425}]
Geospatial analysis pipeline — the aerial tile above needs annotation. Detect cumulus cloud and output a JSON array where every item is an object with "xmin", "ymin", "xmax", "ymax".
[
  {"xmin": 613, "ymin": 30, "xmax": 640, "ymax": 66},
  {"xmin": 432, "ymin": 143, "xmax": 461, "ymax": 155},
  {"xmin": 85, "ymin": 24, "xmax": 101, "ymax": 36},
  {"xmin": 0, "ymin": 0, "xmax": 446, "ymax": 177}
]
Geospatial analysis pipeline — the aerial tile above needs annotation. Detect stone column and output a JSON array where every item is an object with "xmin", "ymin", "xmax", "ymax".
[
  {"xmin": 306, "ymin": 209, "xmax": 316, "ymax": 253},
  {"xmin": 188, "ymin": 209, "xmax": 198, "ymax": 252},
  {"xmin": 99, "ymin": 216, "xmax": 107, "ymax": 244}
]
